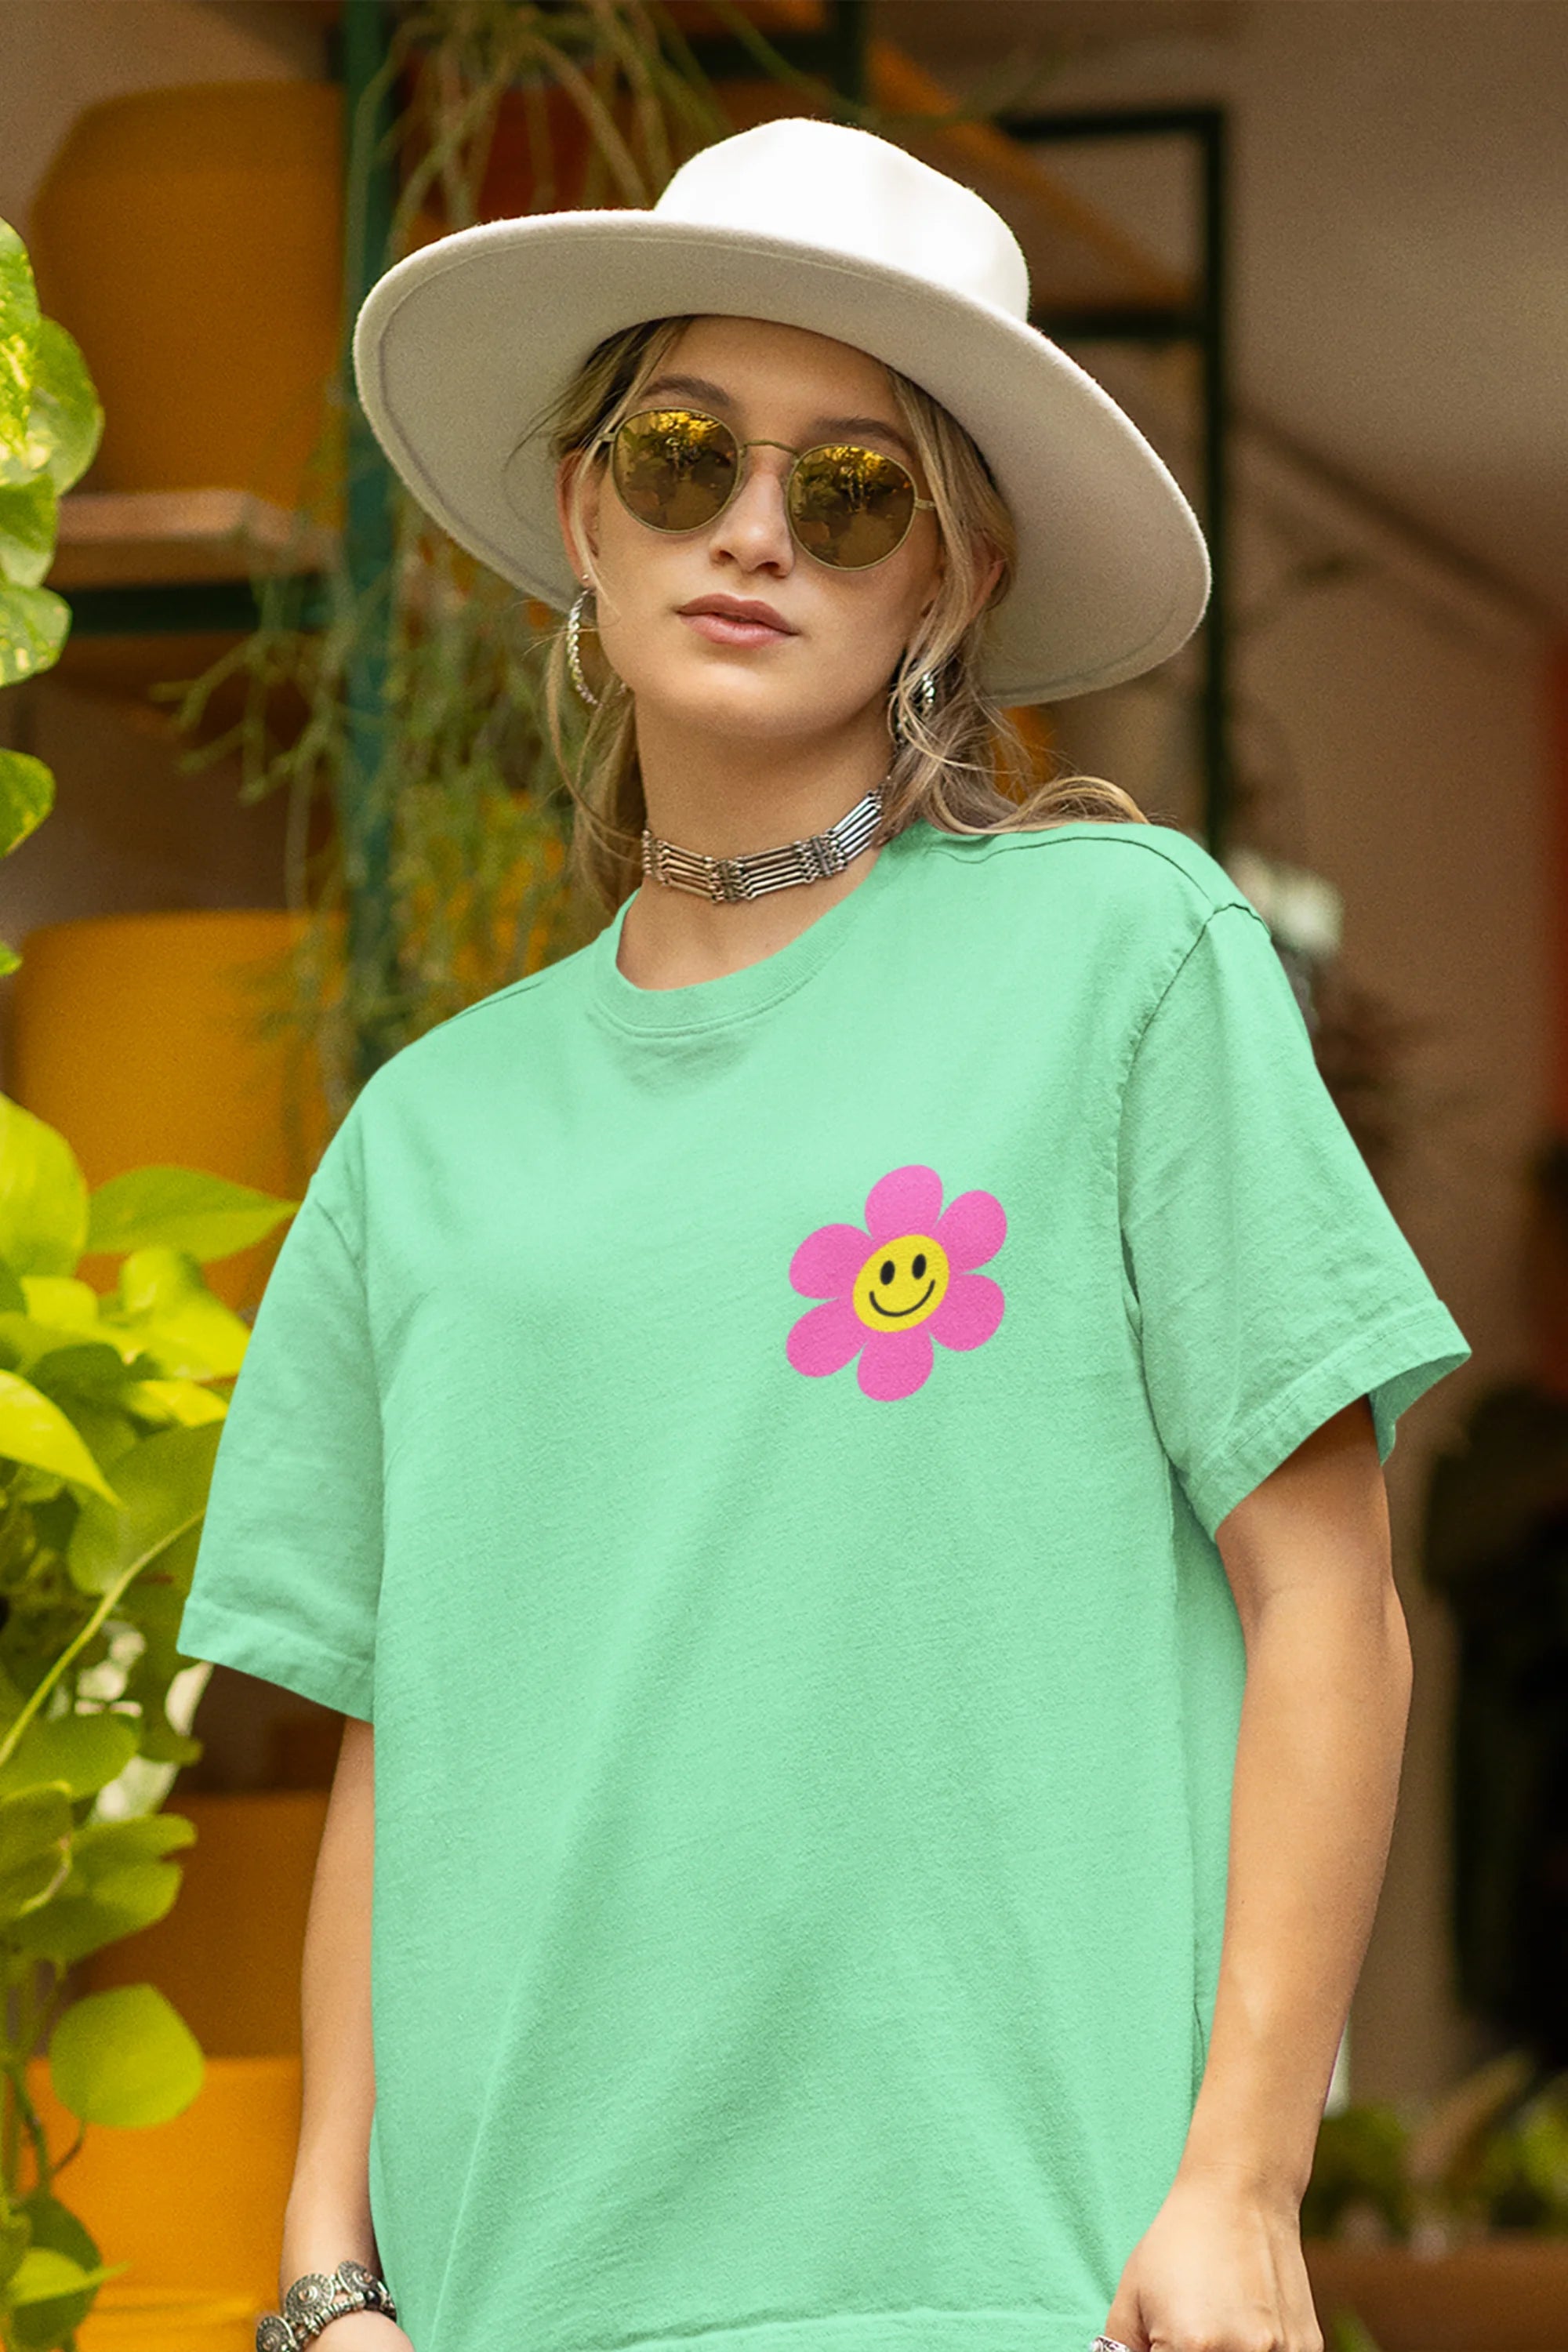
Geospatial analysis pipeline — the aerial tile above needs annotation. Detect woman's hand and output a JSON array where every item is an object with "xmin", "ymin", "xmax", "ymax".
[{"xmin": 1100, "ymin": 2158, "xmax": 1323, "ymax": 2352}]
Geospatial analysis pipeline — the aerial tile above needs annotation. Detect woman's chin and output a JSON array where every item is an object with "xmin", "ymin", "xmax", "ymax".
[{"xmin": 633, "ymin": 674, "xmax": 839, "ymax": 741}]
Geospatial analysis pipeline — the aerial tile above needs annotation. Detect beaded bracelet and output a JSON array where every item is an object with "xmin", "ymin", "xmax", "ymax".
[{"xmin": 255, "ymin": 2258, "xmax": 398, "ymax": 2349}]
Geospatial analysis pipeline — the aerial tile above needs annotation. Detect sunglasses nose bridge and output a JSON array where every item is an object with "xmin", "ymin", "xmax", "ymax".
[{"xmin": 715, "ymin": 438, "xmax": 800, "ymax": 542}]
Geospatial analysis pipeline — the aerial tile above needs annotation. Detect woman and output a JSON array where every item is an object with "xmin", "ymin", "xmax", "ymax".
[{"xmin": 178, "ymin": 120, "xmax": 1471, "ymax": 2352}]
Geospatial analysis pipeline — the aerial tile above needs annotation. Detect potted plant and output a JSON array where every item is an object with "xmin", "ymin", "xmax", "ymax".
[
  {"xmin": 0, "ymin": 1080, "xmax": 302, "ymax": 2347},
  {"xmin": 1303, "ymin": 2050, "xmax": 1568, "ymax": 2352}
]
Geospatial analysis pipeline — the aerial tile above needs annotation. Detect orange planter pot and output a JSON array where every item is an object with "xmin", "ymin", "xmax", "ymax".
[
  {"xmin": 27, "ymin": 2050, "xmax": 300, "ymax": 2320},
  {"xmin": 78, "ymin": 2289, "xmax": 263, "ymax": 2352},
  {"xmin": 9, "ymin": 908, "xmax": 340, "ymax": 1313},
  {"xmin": 29, "ymin": 82, "xmax": 345, "ymax": 516},
  {"xmin": 82, "ymin": 1789, "xmax": 329, "ymax": 2057},
  {"xmin": 1305, "ymin": 2235, "xmax": 1568, "ymax": 2351}
]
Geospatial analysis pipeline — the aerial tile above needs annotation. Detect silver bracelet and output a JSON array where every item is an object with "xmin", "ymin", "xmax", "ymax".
[{"xmin": 256, "ymin": 2259, "xmax": 398, "ymax": 2349}]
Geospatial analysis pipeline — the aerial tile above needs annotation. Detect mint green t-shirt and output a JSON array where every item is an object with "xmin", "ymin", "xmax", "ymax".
[{"xmin": 176, "ymin": 815, "xmax": 1470, "ymax": 2352}]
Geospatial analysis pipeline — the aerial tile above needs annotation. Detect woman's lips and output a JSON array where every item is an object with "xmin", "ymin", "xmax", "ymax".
[{"xmin": 680, "ymin": 610, "xmax": 793, "ymax": 648}]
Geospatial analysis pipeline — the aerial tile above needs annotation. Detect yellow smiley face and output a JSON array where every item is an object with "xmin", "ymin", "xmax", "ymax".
[{"xmin": 851, "ymin": 1232, "xmax": 951, "ymax": 1332}]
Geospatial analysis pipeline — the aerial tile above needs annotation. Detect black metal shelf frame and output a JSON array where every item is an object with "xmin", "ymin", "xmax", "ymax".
[{"xmin": 996, "ymin": 103, "xmax": 1232, "ymax": 857}]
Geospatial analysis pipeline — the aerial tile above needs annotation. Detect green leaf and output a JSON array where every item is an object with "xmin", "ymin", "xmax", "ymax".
[
  {"xmin": 0, "ymin": 1783, "xmax": 73, "ymax": 1923},
  {"xmin": 0, "ymin": 219, "xmax": 39, "ymax": 470},
  {"xmin": 0, "ymin": 1315, "xmax": 144, "ymax": 1385},
  {"xmin": 0, "ymin": 746, "xmax": 53, "ymax": 858},
  {"xmin": 8, "ymin": 2244, "xmax": 125, "ymax": 2307},
  {"xmin": 73, "ymin": 1809, "xmax": 196, "ymax": 1868},
  {"xmin": 15, "ymin": 1856, "xmax": 183, "ymax": 1963},
  {"xmin": 0, "ymin": 1712, "xmax": 139, "ymax": 1803},
  {"xmin": 111, "ymin": 1248, "xmax": 251, "ymax": 1378},
  {"xmin": 129, "ymin": 1515, "xmax": 203, "ymax": 1610},
  {"xmin": 18, "ymin": 1276, "xmax": 98, "ymax": 1330},
  {"xmin": 8, "ymin": 2193, "xmax": 113, "ymax": 2347},
  {"xmin": 89, "ymin": 1166, "xmax": 299, "ymax": 1261},
  {"xmin": 0, "ymin": 474, "xmax": 56, "ymax": 590},
  {"xmin": 0, "ymin": 1367, "xmax": 119, "ymax": 1501},
  {"xmin": 21, "ymin": 1335, "xmax": 146, "ymax": 1406},
  {"xmin": 0, "ymin": 2205, "xmax": 32, "ymax": 2295},
  {"xmin": 27, "ymin": 317, "xmax": 103, "ymax": 496},
  {"xmin": 122, "ymin": 1375, "xmax": 228, "ymax": 1428},
  {"xmin": 0, "ymin": 579, "xmax": 68, "ymax": 685},
  {"xmin": 56, "ymin": 1397, "xmax": 140, "ymax": 1479},
  {"xmin": 48, "ymin": 1980, "xmax": 203, "ymax": 2128},
  {"xmin": 66, "ymin": 1419, "xmax": 221, "ymax": 1598},
  {"xmin": 0, "ymin": 1096, "xmax": 89, "ymax": 1275}
]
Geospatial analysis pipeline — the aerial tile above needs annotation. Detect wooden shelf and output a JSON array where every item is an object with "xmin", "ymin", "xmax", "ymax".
[{"xmin": 50, "ymin": 489, "xmax": 337, "ymax": 591}]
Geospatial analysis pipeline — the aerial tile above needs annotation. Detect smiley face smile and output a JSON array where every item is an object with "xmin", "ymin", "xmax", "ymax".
[{"xmin": 869, "ymin": 1279, "xmax": 934, "ymax": 1318}]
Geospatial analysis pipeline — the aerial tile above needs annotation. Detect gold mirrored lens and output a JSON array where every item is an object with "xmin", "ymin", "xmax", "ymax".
[
  {"xmin": 608, "ymin": 408, "xmax": 922, "ymax": 568},
  {"xmin": 612, "ymin": 408, "xmax": 739, "ymax": 530},
  {"xmin": 789, "ymin": 444, "xmax": 919, "ymax": 568}
]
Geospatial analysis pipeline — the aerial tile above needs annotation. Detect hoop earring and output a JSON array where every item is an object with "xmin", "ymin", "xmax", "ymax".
[{"xmin": 567, "ymin": 586, "xmax": 600, "ymax": 709}]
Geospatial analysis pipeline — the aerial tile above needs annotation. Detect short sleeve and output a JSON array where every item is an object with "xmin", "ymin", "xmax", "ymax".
[
  {"xmin": 176, "ymin": 1138, "xmax": 382, "ymax": 1721},
  {"xmin": 1117, "ymin": 899, "xmax": 1472, "ymax": 1542}
]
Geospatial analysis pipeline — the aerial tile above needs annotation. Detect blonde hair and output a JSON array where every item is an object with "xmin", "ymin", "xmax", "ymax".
[{"xmin": 528, "ymin": 315, "xmax": 1150, "ymax": 911}]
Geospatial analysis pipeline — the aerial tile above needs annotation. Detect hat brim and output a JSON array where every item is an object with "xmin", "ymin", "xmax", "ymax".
[{"xmin": 352, "ymin": 210, "xmax": 1211, "ymax": 705}]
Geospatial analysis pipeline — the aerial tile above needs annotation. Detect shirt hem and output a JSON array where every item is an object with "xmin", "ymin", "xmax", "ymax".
[
  {"xmin": 1185, "ymin": 1299, "xmax": 1471, "ymax": 1540},
  {"xmin": 177, "ymin": 1590, "xmax": 374, "ymax": 1721},
  {"xmin": 535, "ymin": 2307, "xmax": 1110, "ymax": 2352}
]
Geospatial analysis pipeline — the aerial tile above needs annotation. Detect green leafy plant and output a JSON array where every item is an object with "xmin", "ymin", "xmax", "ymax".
[
  {"xmin": 0, "ymin": 1091, "xmax": 296, "ymax": 2347},
  {"xmin": 1304, "ymin": 2049, "xmax": 1568, "ymax": 2247},
  {"xmin": 0, "ymin": 215, "xmax": 102, "ymax": 976},
  {"xmin": 1303, "ymin": 2101, "xmax": 1414, "ymax": 2244}
]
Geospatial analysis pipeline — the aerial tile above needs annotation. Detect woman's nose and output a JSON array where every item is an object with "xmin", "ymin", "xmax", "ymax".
[{"xmin": 709, "ymin": 452, "xmax": 796, "ymax": 570}]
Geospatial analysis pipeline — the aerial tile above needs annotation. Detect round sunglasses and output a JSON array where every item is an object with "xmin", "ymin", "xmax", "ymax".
[{"xmin": 596, "ymin": 405, "xmax": 935, "ymax": 572}]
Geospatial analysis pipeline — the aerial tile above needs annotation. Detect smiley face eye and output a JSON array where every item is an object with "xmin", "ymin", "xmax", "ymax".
[
  {"xmin": 912, "ymin": 1253, "xmax": 926, "ymax": 1278},
  {"xmin": 879, "ymin": 1258, "xmax": 895, "ymax": 1284}
]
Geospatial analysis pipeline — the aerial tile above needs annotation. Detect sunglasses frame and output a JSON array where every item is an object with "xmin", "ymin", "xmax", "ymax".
[{"xmin": 594, "ymin": 405, "xmax": 936, "ymax": 572}]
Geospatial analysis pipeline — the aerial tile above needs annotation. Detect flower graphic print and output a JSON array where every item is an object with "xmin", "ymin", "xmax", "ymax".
[{"xmin": 786, "ymin": 1162, "xmax": 1007, "ymax": 1400}]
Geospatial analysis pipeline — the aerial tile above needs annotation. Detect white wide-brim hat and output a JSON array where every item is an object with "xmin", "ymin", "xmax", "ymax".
[{"xmin": 352, "ymin": 117, "xmax": 1210, "ymax": 706}]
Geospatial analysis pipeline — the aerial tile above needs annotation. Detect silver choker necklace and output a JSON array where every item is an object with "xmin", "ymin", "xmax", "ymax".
[{"xmin": 641, "ymin": 782, "xmax": 885, "ymax": 904}]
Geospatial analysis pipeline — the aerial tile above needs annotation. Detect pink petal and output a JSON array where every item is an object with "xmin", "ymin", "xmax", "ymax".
[
  {"xmin": 863, "ymin": 1163, "xmax": 945, "ymax": 1243},
  {"xmin": 930, "ymin": 1271, "xmax": 1005, "ymax": 1352},
  {"xmin": 789, "ymin": 1221, "xmax": 871, "ymax": 1298},
  {"xmin": 935, "ymin": 1187, "xmax": 1007, "ymax": 1271},
  {"xmin": 858, "ymin": 1327, "xmax": 934, "ymax": 1400},
  {"xmin": 786, "ymin": 1295, "xmax": 865, "ymax": 1377}
]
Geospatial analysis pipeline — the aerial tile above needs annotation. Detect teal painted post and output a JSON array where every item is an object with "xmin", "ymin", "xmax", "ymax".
[{"xmin": 335, "ymin": 0, "xmax": 398, "ymax": 1083}]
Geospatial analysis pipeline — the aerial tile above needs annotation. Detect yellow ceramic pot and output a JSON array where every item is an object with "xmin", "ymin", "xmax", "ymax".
[
  {"xmin": 29, "ymin": 82, "xmax": 345, "ymax": 515},
  {"xmin": 9, "ymin": 908, "xmax": 340, "ymax": 1313}
]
